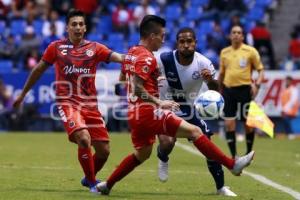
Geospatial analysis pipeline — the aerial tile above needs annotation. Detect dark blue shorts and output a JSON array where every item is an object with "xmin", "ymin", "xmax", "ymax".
[{"xmin": 178, "ymin": 105, "xmax": 213, "ymax": 137}]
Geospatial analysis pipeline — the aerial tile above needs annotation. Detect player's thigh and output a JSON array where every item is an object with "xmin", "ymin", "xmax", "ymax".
[
  {"xmin": 186, "ymin": 115, "xmax": 213, "ymax": 137},
  {"xmin": 57, "ymin": 104, "xmax": 88, "ymax": 142},
  {"xmin": 84, "ymin": 108, "xmax": 110, "ymax": 142}
]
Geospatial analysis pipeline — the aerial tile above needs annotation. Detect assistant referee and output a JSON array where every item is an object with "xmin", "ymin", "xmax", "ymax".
[{"xmin": 218, "ymin": 25, "xmax": 264, "ymax": 158}]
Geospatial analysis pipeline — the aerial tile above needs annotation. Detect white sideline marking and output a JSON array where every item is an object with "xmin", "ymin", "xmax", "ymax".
[{"xmin": 175, "ymin": 142, "xmax": 300, "ymax": 200}]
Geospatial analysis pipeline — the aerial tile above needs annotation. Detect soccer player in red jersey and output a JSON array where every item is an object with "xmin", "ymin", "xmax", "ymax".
[
  {"xmin": 13, "ymin": 9, "xmax": 124, "ymax": 193},
  {"xmin": 96, "ymin": 15, "xmax": 255, "ymax": 195}
]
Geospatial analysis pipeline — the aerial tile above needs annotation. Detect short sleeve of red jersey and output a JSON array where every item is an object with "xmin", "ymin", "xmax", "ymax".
[
  {"xmin": 134, "ymin": 55, "xmax": 156, "ymax": 80},
  {"xmin": 42, "ymin": 42, "xmax": 57, "ymax": 64},
  {"xmin": 95, "ymin": 43, "xmax": 112, "ymax": 63}
]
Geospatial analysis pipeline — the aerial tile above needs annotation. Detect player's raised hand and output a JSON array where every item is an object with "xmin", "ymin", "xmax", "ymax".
[
  {"xmin": 13, "ymin": 94, "xmax": 25, "ymax": 109},
  {"xmin": 200, "ymin": 69, "xmax": 213, "ymax": 81},
  {"xmin": 158, "ymin": 100, "xmax": 180, "ymax": 111}
]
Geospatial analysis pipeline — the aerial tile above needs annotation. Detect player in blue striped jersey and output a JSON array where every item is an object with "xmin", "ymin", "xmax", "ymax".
[{"xmin": 155, "ymin": 27, "xmax": 237, "ymax": 196}]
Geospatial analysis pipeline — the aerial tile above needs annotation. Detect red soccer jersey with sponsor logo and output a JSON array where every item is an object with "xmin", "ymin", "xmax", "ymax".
[
  {"xmin": 121, "ymin": 45, "xmax": 159, "ymax": 106},
  {"xmin": 42, "ymin": 39, "xmax": 112, "ymax": 105}
]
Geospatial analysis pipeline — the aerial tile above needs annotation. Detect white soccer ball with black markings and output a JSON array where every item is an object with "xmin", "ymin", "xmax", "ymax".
[{"xmin": 194, "ymin": 90, "xmax": 224, "ymax": 118}]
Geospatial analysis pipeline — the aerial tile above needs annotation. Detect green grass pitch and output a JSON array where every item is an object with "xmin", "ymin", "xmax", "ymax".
[{"xmin": 0, "ymin": 132, "xmax": 299, "ymax": 200}]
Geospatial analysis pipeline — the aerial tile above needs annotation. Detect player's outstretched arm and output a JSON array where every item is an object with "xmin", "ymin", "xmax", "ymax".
[
  {"xmin": 13, "ymin": 60, "xmax": 50, "ymax": 108},
  {"xmin": 132, "ymin": 74, "xmax": 179, "ymax": 110},
  {"xmin": 109, "ymin": 52, "xmax": 125, "ymax": 63}
]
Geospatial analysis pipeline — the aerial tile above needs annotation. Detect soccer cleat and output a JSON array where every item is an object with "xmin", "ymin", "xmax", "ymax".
[
  {"xmin": 96, "ymin": 181, "xmax": 110, "ymax": 195},
  {"xmin": 231, "ymin": 150, "xmax": 255, "ymax": 176},
  {"xmin": 158, "ymin": 160, "xmax": 168, "ymax": 182},
  {"xmin": 217, "ymin": 186, "xmax": 237, "ymax": 197},
  {"xmin": 81, "ymin": 177, "xmax": 101, "ymax": 193}
]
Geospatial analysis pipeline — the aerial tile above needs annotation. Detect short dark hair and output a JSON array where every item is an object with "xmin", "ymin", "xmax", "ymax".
[
  {"xmin": 139, "ymin": 15, "xmax": 166, "ymax": 38},
  {"xmin": 66, "ymin": 9, "xmax": 86, "ymax": 25},
  {"xmin": 176, "ymin": 27, "xmax": 196, "ymax": 41}
]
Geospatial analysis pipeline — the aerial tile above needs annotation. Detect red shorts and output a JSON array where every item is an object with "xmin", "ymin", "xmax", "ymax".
[
  {"xmin": 57, "ymin": 103, "xmax": 109, "ymax": 142},
  {"xmin": 128, "ymin": 106, "xmax": 182, "ymax": 149}
]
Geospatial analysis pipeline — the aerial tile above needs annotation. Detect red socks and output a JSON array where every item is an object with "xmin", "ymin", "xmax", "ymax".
[
  {"xmin": 78, "ymin": 147, "xmax": 96, "ymax": 184},
  {"xmin": 93, "ymin": 154, "xmax": 107, "ymax": 175},
  {"xmin": 193, "ymin": 135, "xmax": 234, "ymax": 169},
  {"xmin": 107, "ymin": 154, "xmax": 141, "ymax": 189}
]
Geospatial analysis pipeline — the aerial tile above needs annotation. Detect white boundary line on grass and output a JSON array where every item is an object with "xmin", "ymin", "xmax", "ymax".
[{"xmin": 175, "ymin": 142, "xmax": 300, "ymax": 200}]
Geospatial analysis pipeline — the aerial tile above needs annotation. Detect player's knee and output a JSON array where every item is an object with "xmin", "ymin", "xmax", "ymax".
[
  {"xmin": 76, "ymin": 132, "xmax": 91, "ymax": 148},
  {"xmin": 159, "ymin": 137, "xmax": 175, "ymax": 150},
  {"xmin": 188, "ymin": 126, "xmax": 203, "ymax": 141}
]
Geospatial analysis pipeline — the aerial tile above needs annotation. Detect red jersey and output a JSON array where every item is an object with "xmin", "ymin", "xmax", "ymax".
[
  {"xmin": 42, "ymin": 39, "xmax": 112, "ymax": 105},
  {"xmin": 121, "ymin": 45, "xmax": 159, "ymax": 107}
]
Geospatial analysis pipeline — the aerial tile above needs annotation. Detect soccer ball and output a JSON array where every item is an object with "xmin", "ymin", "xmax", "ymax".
[{"xmin": 194, "ymin": 90, "xmax": 225, "ymax": 118}]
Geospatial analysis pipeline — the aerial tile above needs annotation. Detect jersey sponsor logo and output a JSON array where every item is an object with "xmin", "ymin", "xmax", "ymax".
[
  {"xmin": 142, "ymin": 65, "xmax": 149, "ymax": 73},
  {"xmin": 57, "ymin": 106, "xmax": 67, "ymax": 122},
  {"xmin": 63, "ymin": 65, "xmax": 91, "ymax": 75},
  {"xmin": 86, "ymin": 49, "xmax": 94, "ymax": 57},
  {"xmin": 58, "ymin": 45, "xmax": 74, "ymax": 49},
  {"xmin": 69, "ymin": 121, "xmax": 75, "ymax": 128},
  {"xmin": 125, "ymin": 54, "xmax": 137, "ymax": 62},
  {"xmin": 192, "ymin": 71, "xmax": 201, "ymax": 80},
  {"xmin": 61, "ymin": 49, "xmax": 67, "ymax": 55}
]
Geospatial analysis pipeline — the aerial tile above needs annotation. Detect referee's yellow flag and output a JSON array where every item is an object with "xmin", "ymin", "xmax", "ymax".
[{"xmin": 246, "ymin": 101, "xmax": 274, "ymax": 138}]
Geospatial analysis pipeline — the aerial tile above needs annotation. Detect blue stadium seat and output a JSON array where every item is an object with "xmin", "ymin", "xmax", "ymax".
[
  {"xmin": 10, "ymin": 19, "xmax": 26, "ymax": 36},
  {"xmin": 33, "ymin": 19, "xmax": 44, "ymax": 36},
  {"xmin": 190, "ymin": 0, "xmax": 209, "ymax": 7},
  {"xmin": 246, "ymin": 7, "xmax": 265, "ymax": 21},
  {"xmin": 0, "ymin": 60, "xmax": 13, "ymax": 73},
  {"xmin": 0, "ymin": 20, "xmax": 6, "ymax": 35},
  {"xmin": 87, "ymin": 33, "xmax": 103, "ymax": 42},
  {"xmin": 185, "ymin": 7, "xmax": 203, "ymax": 21},
  {"xmin": 197, "ymin": 20, "xmax": 214, "ymax": 35},
  {"xmin": 165, "ymin": 4, "xmax": 182, "ymax": 21},
  {"xmin": 128, "ymin": 33, "xmax": 139, "ymax": 47},
  {"xmin": 178, "ymin": 20, "xmax": 195, "ymax": 29},
  {"xmin": 96, "ymin": 16, "xmax": 112, "ymax": 35},
  {"xmin": 108, "ymin": 33, "xmax": 124, "ymax": 43},
  {"xmin": 255, "ymin": 0, "xmax": 273, "ymax": 8}
]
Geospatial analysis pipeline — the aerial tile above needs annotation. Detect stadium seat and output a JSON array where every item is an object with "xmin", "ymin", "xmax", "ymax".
[
  {"xmin": 0, "ymin": 60, "xmax": 14, "ymax": 73},
  {"xmin": 10, "ymin": 19, "xmax": 26, "ymax": 36},
  {"xmin": 197, "ymin": 20, "xmax": 214, "ymax": 35},
  {"xmin": 33, "ymin": 19, "xmax": 44, "ymax": 36},
  {"xmin": 255, "ymin": 0, "xmax": 273, "ymax": 8},
  {"xmin": 246, "ymin": 7, "xmax": 265, "ymax": 21},
  {"xmin": 165, "ymin": 4, "xmax": 182, "ymax": 21},
  {"xmin": 87, "ymin": 33, "xmax": 103, "ymax": 42},
  {"xmin": 128, "ymin": 33, "xmax": 139, "ymax": 47},
  {"xmin": 0, "ymin": 20, "xmax": 6, "ymax": 35},
  {"xmin": 185, "ymin": 7, "xmax": 203, "ymax": 21},
  {"xmin": 108, "ymin": 33, "xmax": 124, "ymax": 43},
  {"xmin": 190, "ymin": 0, "xmax": 209, "ymax": 7},
  {"xmin": 96, "ymin": 16, "xmax": 112, "ymax": 35}
]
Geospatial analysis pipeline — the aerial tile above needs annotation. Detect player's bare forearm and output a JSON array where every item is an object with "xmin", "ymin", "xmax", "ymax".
[
  {"xmin": 110, "ymin": 52, "xmax": 125, "ymax": 63},
  {"xmin": 133, "ymin": 75, "xmax": 161, "ymax": 105},
  {"xmin": 207, "ymin": 79, "xmax": 219, "ymax": 91},
  {"xmin": 256, "ymin": 69, "xmax": 264, "ymax": 85},
  {"xmin": 20, "ymin": 60, "xmax": 49, "ymax": 97}
]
